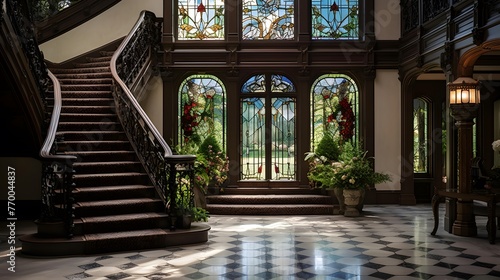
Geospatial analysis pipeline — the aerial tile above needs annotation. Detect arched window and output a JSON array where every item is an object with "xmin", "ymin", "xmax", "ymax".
[
  {"xmin": 177, "ymin": 0, "xmax": 225, "ymax": 40},
  {"xmin": 178, "ymin": 75, "xmax": 226, "ymax": 148},
  {"xmin": 413, "ymin": 98, "xmax": 428, "ymax": 173},
  {"xmin": 242, "ymin": 0, "xmax": 295, "ymax": 40},
  {"xmin": 311, "ymin": 0, "xmax": 359, "ymax": 40},
  {"xmin": 310, "ymin": 74, "xmax": 359, "ymax": 149},
  {"xmin": 241, "ymin": 74, "xmax": 296, "ymax": 181}
]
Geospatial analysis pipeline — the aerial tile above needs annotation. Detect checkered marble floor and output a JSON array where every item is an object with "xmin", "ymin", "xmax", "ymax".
[{"xmin": 2, "ymin": 204, "xmax": 500, "ymax": 279}]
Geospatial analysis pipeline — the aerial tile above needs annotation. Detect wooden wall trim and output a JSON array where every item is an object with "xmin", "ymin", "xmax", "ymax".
[{"xmin": 35, "ymin": 0, "xmax": 121, "ymax": 44}]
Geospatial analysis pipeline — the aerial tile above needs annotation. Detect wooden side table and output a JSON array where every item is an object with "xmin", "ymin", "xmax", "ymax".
[{"xmin": 431, "ymin": 186, "xmax": 498, "ymax": 244}]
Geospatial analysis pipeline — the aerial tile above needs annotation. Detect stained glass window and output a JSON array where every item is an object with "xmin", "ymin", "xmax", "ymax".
[
  {"xmin": 413, "ymin": 98, "xmax": 428, "ymax": 173},
  {"xmin": 311, "ymin": 0, "xmax": 359, "ymax": 40},
  {"xmin": 311, "ymin": 74, "xmax": 359, "ymax": 149},
  {"xmin": 242, "ymin": 0, "xmax": 295, "ymax": 40},
  {"xmin": 178, "ymin": 0, "xmax": 225, "ymax": 40},
  {"xmin": 241, "ymin": 74, "xmax": 296, "ymax": 181},
  {"xmin": 178, "ymin": 75, "xmax": 226, "ymax": 147}
]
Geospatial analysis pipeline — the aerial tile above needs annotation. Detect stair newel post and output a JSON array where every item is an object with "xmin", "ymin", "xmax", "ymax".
[
  {"xmin": 39, "ymin": 159, "xmax": 76, "ymax": 238},
  {"xmin": 165, "ymin": 155, "xmax": 196, "ymax": 231}
]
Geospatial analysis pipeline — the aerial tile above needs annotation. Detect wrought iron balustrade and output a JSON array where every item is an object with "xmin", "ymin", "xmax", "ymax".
[
  {"xmin": 110, "ymin": 10, "xmax": 196, "ymax": 227},
  {"xmin": 3, "ymin": 0, "xmax": 76, "ymax": 237}
]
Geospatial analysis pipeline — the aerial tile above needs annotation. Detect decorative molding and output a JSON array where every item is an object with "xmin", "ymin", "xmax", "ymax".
[{"xmin": 34, "ymin": 0, "xmax": 120, "ymax": 43}]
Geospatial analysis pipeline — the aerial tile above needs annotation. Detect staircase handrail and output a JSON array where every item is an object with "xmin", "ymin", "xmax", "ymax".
[
  {"xmin": 40, "ymin": 71, "xmax": 77, "ymax": 162},
  {"xmin": 110, "ymin": 10, "xmax": 196, "ymax": 220},
  {"xmin": 38, "ymin": 70, "xmax": 76, "ymax": 238},
  {"xmin": 110, "ymin": 10, "xmax": 172, "ymax": 157}
]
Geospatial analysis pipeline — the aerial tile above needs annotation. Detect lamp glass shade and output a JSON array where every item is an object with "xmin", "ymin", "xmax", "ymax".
[{"xmin": 448, "ymin": 77, "xmax": 480, "ymax": 104}]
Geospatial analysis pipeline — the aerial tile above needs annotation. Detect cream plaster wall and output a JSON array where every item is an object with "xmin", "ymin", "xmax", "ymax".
[
  {"xmin": 40, "ymin": 0, "xmax": 163, "ymax": 63},
  {"xmin": 374, "ymin": 0, "xmax": 400, "ymax": 40},
  {"xmin": 374, "ymin": 69, "xmax": 401, "ymax": 190},
  {"xmin": 139, "ymin": 76, "xmax": 164, "ymax": 136}
]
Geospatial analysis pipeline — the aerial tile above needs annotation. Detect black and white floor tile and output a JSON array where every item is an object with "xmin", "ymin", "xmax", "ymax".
[{"xmin": 2, "ymin": 205, "xmax": 500, "ymax": 279}]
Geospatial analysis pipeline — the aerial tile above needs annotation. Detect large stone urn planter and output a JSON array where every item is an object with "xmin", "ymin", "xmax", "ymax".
[{"xmin": 343, "ymin": 188, "xmax": 365, "ymax": 217}]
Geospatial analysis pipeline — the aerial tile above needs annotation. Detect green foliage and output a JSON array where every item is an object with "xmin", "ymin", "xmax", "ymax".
[
  {"xmin": 191, "ymin": 207, "xmax": 210, "ymax": 222},
  {"xmin": 315, "ymin": 133, "xmax": 340, "ymax": 161},
  {"xmin": 307, "ymin": 140, "xmax": 391, "ymax": 190},
  {"xmin": 198, "ymin": 134, "xmax": 222, "ymax": 157}
]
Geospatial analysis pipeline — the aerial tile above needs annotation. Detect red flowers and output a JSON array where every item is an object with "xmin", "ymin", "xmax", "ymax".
[
  {"xmin": 181, "ymin": 101, "xmax": 199, "ymax": 141},
  {"xmin": 338, "ymin": 97, "xmax": 354, "ymax": 141}
]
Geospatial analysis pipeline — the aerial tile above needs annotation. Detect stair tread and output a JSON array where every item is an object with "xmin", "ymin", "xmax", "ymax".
[
  {"xmin": 84, "ymin": 228, "xmax": 167, "ymax": 241},
  {"xmin": 208, "ymin": 204, "xmax": 333, "ymax": 207},
  {"xmin": 73, "ymin": 172, "xmax": 148, "ymax": 178},
  {"xmin": 59, "ymin": 121, "xmax": 119, "ymax": 123},
  {"xmin": 74, "ymin": 161, "xmax": 141, "ymax": 166},
  {"xmin": 75, "ymin": 185, "xmax": 153, "ymax": 192},
  {"xmin": 65, "ymin": 150, "xmax": 135, "ymax": 155},
  {"xmin": 76, "ymin": 198, "xmax": 162, "ymax": 207},
  {"xmin": 58, "ymin": 130, "xmax": 124, "ymax": 134},
  {"xmin": 80, "ymin": 212, "xmax": 167, "ymax": 223},
  {"xmin": 60, "ymin": 140, "xmax": 130, "ymax": 144}
]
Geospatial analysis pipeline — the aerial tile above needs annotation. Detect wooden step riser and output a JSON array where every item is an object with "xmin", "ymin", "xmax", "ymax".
[
  {"xmin": 61, "ymin": 84, "xmax": 113, "ymax": 91},
  {"xmin": 206, "ymin": 205, "xmax": 335, "ymax": 215},
  {"xmin": 60, "ymin": 106, "xmax": 115, "ymax": 114},
  {"xmin": 84, "ymin": 233, "xmax": 167, "ymax": 254},
  {"xmin": 74, "ymin": 162, "xmax": 144, "ymax": 174},
  {"xmin": 67, "ymin": 152, "xmax": 137, "ymax": 162},
  {"xmin": 60, "ymin": 92, "xmax": 113, "ymax": 98},
  {"xmin": 59, "ymin": 99, "xmax": 114, "ymax": 106},
  {"xmin": 59, "ymin": 114, "xmax": 118, "ymax": 122},
  {"xmin": 74, "ymin": 216, "xmax": 168, "ymax": 235},
  {"xmin": 86, "ymin": 56, "xmax": 112, "ymax": 63},
  {"xmin": 57, "ymin": 132, "xmax": 127, "ymax": 141},
  {"xmin": 58, "ymin": 122, "xmax": 121, "ymax": 131},
  {"xmin": 206, "ymin": 197, "xmax": 334, "ymax": 205},
  {"xmin": 55, "ymin": 72, "xmax": 112, "ymax": 79},
  {"xmin": 72, "ymin": 62, "xmax": 111, "ymax": 68},
  {"xmin": 51, "ymin": 67, "xmax": 111, "ymax": 74},
  {"xmin": 75, "ymin": 201, "xmax": 164, "ymax": 217},
  {"xmin": 73, "ymin": 175, "xmax": 150, "ymax": 187},
  {"xmin": 73, "ymin": 187, "xmax": 155, "ymax": 201},
  {"xmin": 57, "ymin": 141, "xmax": 132, "ymax": 152},
  {"xmin": 59, "ymin": 79, "xmax": 112, "ymax": 85}
]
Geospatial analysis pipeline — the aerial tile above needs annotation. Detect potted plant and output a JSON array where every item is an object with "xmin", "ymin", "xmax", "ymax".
[
  {"xmin": 197, "ymin": 134, "xmax": 229, "ymax": 196},
  {"xmin": 174, "ymin": 135, "xmax": 229, "ymax": 209},
  {"xmin": 307, "ymin": 141, "xmax": 391, "ymax": 216},
  {"xmin": 305, "ymin": 133, "xmax": 343, "ymax": 213},
  {"xmin": 174, "ymin": 183, "xmax": 210, "ymax": 229}
]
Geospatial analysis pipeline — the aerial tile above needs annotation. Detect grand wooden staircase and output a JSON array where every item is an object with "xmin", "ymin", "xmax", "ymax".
[{"xmin": 20, "ymin": 51, "xmax": 208, "ymax": 256}]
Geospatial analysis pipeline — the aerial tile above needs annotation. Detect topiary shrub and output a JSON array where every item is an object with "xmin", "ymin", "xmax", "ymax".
[
  {"xmin": 198, "ymin": 134, "xmax": 222, "ymax": 157},
  {"xmin": 315, "ymin": 133, "xmax": 340, "ymax": 161}
]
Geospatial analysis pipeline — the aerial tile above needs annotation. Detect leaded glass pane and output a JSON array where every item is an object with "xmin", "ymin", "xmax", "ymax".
[
  {"xmin": 241, "ymin": 97, "xmax": 266, "ymax": 180},
  {"xmin": 271, "ymin": 97, "xmax": 296, "ymax": 180},
  {"xmin": 242, "ymin": 0, "xmax": 295, "ymax": 40},
  {"xmin": 242, "ymin": 74, "xmax": 266, "ymax": 93},
  {"xmin": 240, "ymin": 74, "xmax": 297, "ymax": 181},
  {"xmin": 311, "ymin": 74, "xmax": 359, "ymax": 149},
  {"xmin": 271, "ymin": 75, "xmax": 296, "ymax": 92},
  {"xmin": 179, "ymin": 75, "xmax": 226, "ymax": 147},
  {"xmin": 178, "ymin": 0, "xmax": 225, "ymax": 40},
  {"xmin": 311, "ymin": 0, "xmax": 359, "ymax": 40},
  {"xmin": 413, "ymin": 98, "xmax": 428, "ymax": 173}
]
